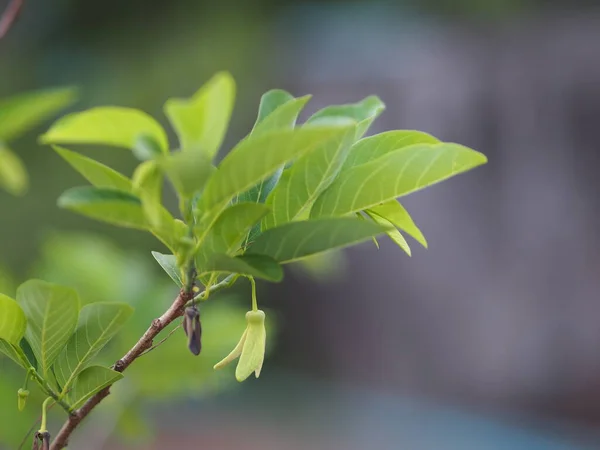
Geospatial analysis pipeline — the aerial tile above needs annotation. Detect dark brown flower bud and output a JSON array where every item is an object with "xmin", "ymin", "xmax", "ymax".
[{"xmin": 183, "ymin": 306, "xmax": 201, "ymax": 356}]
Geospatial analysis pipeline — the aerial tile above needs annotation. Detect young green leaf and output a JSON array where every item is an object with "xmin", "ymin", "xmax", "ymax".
[
  {"xmin": 247, "ymin": 217, "xmax": 388, "ymax": 263},
  {"xmin": 364, "ymin": 210, "xmax": 411, "ymax": 256},
  {"xmin": 307, "ymin": 95, "xmax": 385, "ymax": 139},
  {"xmin": 53, "ymin": 146, "xmax": 133, "ymax": 192},
  {"xmin": 164, "ymin": 71, "xmax": 235, "ymax": 158},
  {"xmin": 132, "ymin": 134, "xmax": 164, "ymax": 161},
  {"xmin": 68, "ymin": 365, "xmax": 124, "ymax": 409},
  {"xmin": 342, "ymin": 130, "xmax": 440, "ymax": 170},
  {"xmin": 53, "ymin": 302, "xmax": 134, "ymax": 392},
  {"xmin": 58, "ymin": 186, "xmax": 148, "ymax": 229},
  {"xmin": 151, "ymin": 252, "xmax": 182, "ymax": 287},
  {"xmin": 201, "ymin": 126, "xmax": 351, "ymax": 220},
  {"xmin": 368, "ymin": 200, "xmax": 427, "ymax": 248},
  {"xmin": 0, "ymin": 87, "xmax": 77, "ymax": 142},
  {"xmin": 0, "ymin": 339, "xmax": 30, "ymax": 368},
  {"xmin": 199, "ymin": 254, "xmax": 283, "ymax": 282},
  {"xmin": 0, "ymin": 293, "xmax": 27, "ymax": 345},
  {"xmin": 0, "ymin": 144, "xmax": 28, "ymax": 195},
  {"xmin": 235, "ymin": 91, "xmax": 311, "ymax": 205},
  {"xmin": 40, "ymin": 107, "xmax": 169, "ymax": 153},
  {"xmin": 262, "ymin": 123, "xmax": 356, "ymax": 228},
  {"xmin": 159, "ymin": 150, "xmax": 214, "ymax": 199},
  {"xmin": 311, "ymin": 143, "xmax": 488, "ymax": 218},
  {"xmin": 16, "ymin": 280, "xmax": 80, "ymax": 377},
  {"xmin": 132, "ymin": 160, "xmax": 164, "ymax": 227}
]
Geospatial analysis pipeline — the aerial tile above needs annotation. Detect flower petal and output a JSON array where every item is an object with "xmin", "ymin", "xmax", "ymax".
[
  {"xmin": 214, "ymin": 327, "xmax": 247, "ymax": 370},
  {"xmin": 236, "ymin": 311, "xmax": 266, "ymax": 382}
]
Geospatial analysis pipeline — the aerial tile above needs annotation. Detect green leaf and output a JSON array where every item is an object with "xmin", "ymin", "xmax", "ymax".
[
  {"xmin": 16, "ymin": 280, "xmax": 80, "ymax": 377},
  {"xmin": 57, "ymin": 186, "xmax": 148, "ymax": 229},
  {"xmin": 199, "ymin": 254, "xmax": 283, "ymax": 282},
  {"xmin": 262, "ymin": 123, "xmax": 356, "ymax": 228},
  {"xmin": 132, "ymin": 134, "xmax": 163, "ymax": 161},
  {"xmin": 132, "ymin": 160, "xmax": 163, "ymax": 227},
  {"xmin": 368, "ymin": 200, "xmax": 427, "ymax": 248},
  {"xmin": 0, "ymin": 339, "xmax": 29, "ymax": 368},
  {"xmin": 68, "ymin": 365, "xmax": 123, "ymax": 409},
  {"xmin": 195, "ymin": 203, "xmax": 270, "ymax": 273},
  {"xmin": 201, "ymin": 126, "xmax": 350, "ymax": 219},
  {"xmin": 0, "ymin": 294, "xmax": 27, "ymax": 345},
  {"xmin": 343, "ymin": 130, "xmax": 440, "ymax": 170},
  {"xmin": 164, "ymin": 72, "xmax": 235, "ymax": 158},
  {"xmin": 159, "ymin": 150, "xmax": 214, "ymax": 199},
  {"xmin": 0, "ymin": 144, "xmax": 28, "ymax": 195},
  {"xmin": 307, "ymin": 95, "xmax": 385, "ymax": 139},
  {"xmin": 151, "ymin": 252, "xmax": 182, "ymax": 287},
  {"xmin": 40, "ymin": 107, "xmax": 169, "ymax": 152},
  {"xmin": 247, "ymin": 218, "xmax": 388, "ymax": 263},
  {"xmin": 311, "ymin": 143, "xmax": 488, "ymax": 218},
  {"xmin": 53, "ymin": 145, "xmax": 133, "ymax": 191},
  {"xmin": 0, "ymin": 87, "xmax": 77, "ymax": 142},
  {"xmin": 54, "ymin": 302, "xmax": 133, "ymax": 392},
  {"xmin": 235, "ymin": 91, "xmax": 311, "ymax": 205},
  {"xmin": 365, "ymin": 210, "xmax": 411, "ymax": 256}
]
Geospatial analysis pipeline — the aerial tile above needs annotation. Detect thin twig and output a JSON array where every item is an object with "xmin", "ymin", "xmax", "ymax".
[
  {"xmin": 138, "ymin": 324, "xmax": 181, "ymax": 358},
  {"xmin": 49, "ymin": 276, "xmax": 232, "ymax": 450},
  {"xmin": 0, "ymin": 0, "xmax": 24, "ymax": 39}
]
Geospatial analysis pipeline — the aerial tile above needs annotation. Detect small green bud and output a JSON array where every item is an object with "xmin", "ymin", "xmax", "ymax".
[{"xmin": 17, "ymin": 388, "xmax": 29, "ymax": 411}]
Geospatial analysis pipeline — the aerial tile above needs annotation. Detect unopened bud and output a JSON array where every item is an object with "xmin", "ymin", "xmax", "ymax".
[
  {"xmin": 17, "ymin": 388, "xmax": 29, "ymax": 411},
  {"xmin": 183, "ymin": 306, "xmax": 202, "ymax": 356}
]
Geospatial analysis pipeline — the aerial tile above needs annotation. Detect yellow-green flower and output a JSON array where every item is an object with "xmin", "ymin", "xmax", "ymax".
[{"xmin": 214, "ymin": 310, "xmax": 266, "ymax": 381}]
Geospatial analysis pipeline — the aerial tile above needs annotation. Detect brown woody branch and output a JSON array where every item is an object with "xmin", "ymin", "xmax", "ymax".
[
  {"xmin": 49, "ymin": 288, "xmax": 194, "ymax": 450},
  {"xmin": 0, "ymin": 0, "xmax": 23, "ymax": 39}
]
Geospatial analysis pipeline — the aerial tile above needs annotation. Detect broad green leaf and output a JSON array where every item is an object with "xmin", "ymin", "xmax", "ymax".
[
  {"xmin": 0, "ymin": 294, "xmax": 27, "ymax": 345},
  {"xmin": 132, "ymin": 160, "xmax": 163, "ymax": 227},
  {"xmin": 356, "ymin": 212, "xmax": 379, "ymax": 249},
  {"xmin": 58, "ymin": 186, "xmax": 148, "ymax": 229},
  {"xmin": 16, "ymin": 280, "xmax": 79, "ymax": 377},
  {"xmin": 201, "ymin": 126, "xmax": 350, "ymax": 219},
  {"xmin": 195, "ymin": 203, "xmax": 270, "ymax": 273},
  {"xmin": 369, "ymin": 200, "xmax": 427, "ymax": 248},
  {"xmin": 40, "ymin": 107, "xmax": 169, "ymax": 152},
  {"xmin": 343, "ymin": 130, "xmax": 440, "ymax": 170},
  {"xmin": 53, "ymin": 145, "xmax": 133, "ymax": 191},
  {"xmin": 54, "ymin": 302, "xmax": 133, "ymax": 392},
  {"xmin": 0, "ymin": 338, "xmax": 30, "ymax": 368},
  {"xmin": 235, "ymin": 91, "xmax": 311, "ymax": 206},
  {"xmin": 164, "ymin": 72, "xmax": 235, "ymax": 158},
  {"xmin": 247, "ymin": 218, "xmax": 388, "ymax": 263},
  {"xmin": 132, "ymin": 134, "xmax": 163, "ymax": 161},
  {"xmin": 151, "ymin": 252, "xmax": 182, "ymax": 287},
  {"xmin": 0, "ymin": 87, "xmax": 77, "ymax": 142},
  {"xmin": 307, "ymin": 95, "xmax": 385, "ymax": 139},
  {"xmin": 68, "ymin": 365, "xmax": 123, "ymax": 409},
  {"xmin": 365, "ymin": 210, "xmax": 411, "ymax": 256},
  {"xmin": 159, "ymin": 150, "xmax": 214, "ymax": 199},
  {"xmin": 199, "ymin": 254, "xmax": 283, "ymax": 282},
  {"xmin": 311, "ymin": 143, "xmax": 488, "ymax": 218},
  {"xmin": 262, "ymin": 123, "xmax": 356, "ymax": 228},
  {"xmin": 0, "ymin": 144, "xmax": 27, "ymax": 195}
]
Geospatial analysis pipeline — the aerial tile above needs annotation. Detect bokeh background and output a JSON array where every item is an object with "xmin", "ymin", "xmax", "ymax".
[{"xmin": 2, "ymin": 0, "xmax": 600, "ymax": 448}]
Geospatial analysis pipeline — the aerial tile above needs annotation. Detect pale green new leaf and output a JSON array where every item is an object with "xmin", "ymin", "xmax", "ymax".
[
  {"xmin": 132, "ymin": 160, "xmax": 163, "ymax": 227},
  {"xmin": 54, "ymin": 302, "xmax": 133, "ymax": 392},
  {"xmin": 262, "ymin": 123, "xmax": 356, "ymax": 228},
  {"xmin": 365, "ymin": 210, "xmax": 411, "ymax": 256},
  {"xmin": 0, "ymin": 293, "xmax": 27, "ymax": 345},
  {"xmin": 199, "ymin": 254, "xmax": 283, "ymax": 282},
  {"xmin": 0, "ymin": 339, "xmax": 30, "ymax": 368},
  {"xmin": 369, "ymin": 200, "xmax": 427, "ymax": 247},
  {"xmin": 307, "ymin": 95, "xmax": 385, "ymax": 139},
  {"xmin": 0, "ymin": 144, "xmax": 28, "ymax": 195},
  {"xmin": 311, "ymin": 143, "xmax": 488, "ymax": 218},
  {"xmin": 16, "ymin": 280, "xmax": 79, "ymax": 377},
  {"xmin": 159, "ymin": 150, "xmax": 213, "ymax": 199},
  {"xmin": 201, "ymin": 126, "xmax": 349, "ymax": 219},
  {"xmin": 343, "ymin": 130, "xmax": 440, "ymax": 170},
  {"xmin": 247, "ymin": 218, "xmax": 388, "ymax": 263},
  {"xmin": 68, "ymin": 365, "xmax": 123, "ymax": 409},
  {"xmin": 164, "ymin": 72, "xmax": 235, "ymax": 158},
  {"xmin": 151, "ymin": 252, "xmax": 182, "ymax": 287},
  {"xmin": 53, "ymin": 146, "xmax": 133, "ymax": 191},
  {"xmin": 40, "ymin": 107, "xmax": 169, "ymax": 152},
  {"xmin": 0, "ymin": 87, "xmax": 77, "ymax": 142}
]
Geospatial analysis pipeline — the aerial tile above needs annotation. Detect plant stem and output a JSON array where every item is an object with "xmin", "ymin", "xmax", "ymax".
[
  {"xmin": 249, "ymin": 277, "xmax": 258, "ymax": 311},
  {"xmin": 30, "ymin": 370, "xmax": 71, "ymax": 414},
  {"xmin": 39, "ymin": 397, "xmax": 53, "ymax": 433}
]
